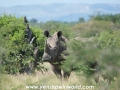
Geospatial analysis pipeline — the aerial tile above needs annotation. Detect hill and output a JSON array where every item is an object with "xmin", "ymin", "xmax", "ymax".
[{"xmin": 0, "ymin": 3, "xmax": 120, "ymax": 22}]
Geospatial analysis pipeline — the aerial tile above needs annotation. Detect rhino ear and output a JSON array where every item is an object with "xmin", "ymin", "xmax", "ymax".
[
  {"xmin": 44, "ymin": 30, "xmax": 50, "ymax": 38},
  {"xmin": 57, "ymin": 31, "xmax": 62, "ymax": 38}
]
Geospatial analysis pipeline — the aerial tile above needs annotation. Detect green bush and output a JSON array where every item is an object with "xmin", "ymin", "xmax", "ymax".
[
  {"xmin": 0, "ymin": 14, "xmax": 45, "ymax": 74},
  {"xmin": 90, "ymin": 13, "xmax": 120, "ymax": 23},
  {"xmin": 97, "ymin": 30, "xmax": 120, "ymax": 49},
  {"xmin": 72, "ymin": 20, "xmax": 115, "ymax": 37},
  {"xmin": 62, "ymin": 20, "xmax": 120, "ymax": 83}
]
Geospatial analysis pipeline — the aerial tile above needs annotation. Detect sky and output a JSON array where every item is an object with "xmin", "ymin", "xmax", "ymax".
[{"xmin": 0, "ymin": 0, "xmax": 120, "ymax": 7}]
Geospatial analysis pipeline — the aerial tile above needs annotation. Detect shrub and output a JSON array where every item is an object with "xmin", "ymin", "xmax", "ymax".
[
  {"xmin": 62, "ymin": 20, "xmax": 120, "ymax": 82},
  {"xmin": 72, "ymin": 20, "xmax": 114, "ymax": 37},
  {"xmin": 0, "ymin": 14, "xmax": 45, "ymax": 74}
]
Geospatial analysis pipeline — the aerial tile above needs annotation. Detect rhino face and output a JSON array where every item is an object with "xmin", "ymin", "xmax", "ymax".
[{"xmin": 42, "ymin": 30, "xmax": 62, "ymax": 62}]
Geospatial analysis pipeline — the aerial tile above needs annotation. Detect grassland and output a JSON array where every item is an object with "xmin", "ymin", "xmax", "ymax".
[{"xmin": 0, "ymin": 63, "xmax": 120, "ymax": 90}]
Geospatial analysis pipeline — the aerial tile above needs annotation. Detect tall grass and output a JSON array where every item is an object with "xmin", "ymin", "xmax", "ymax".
[{"xmin": 0, "ymin": 63, "xmax": 120, "ymax": 90}]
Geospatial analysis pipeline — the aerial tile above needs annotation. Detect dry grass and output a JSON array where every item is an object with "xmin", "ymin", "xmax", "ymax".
[{"xmin": 0, "ymin": 63, "xmax": 120, "ymax": 90}]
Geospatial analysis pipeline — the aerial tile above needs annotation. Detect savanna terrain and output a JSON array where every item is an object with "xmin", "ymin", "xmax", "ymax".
[{"xmin": 0, "ymin": 14, "xmax": 120, "ymax": 90}]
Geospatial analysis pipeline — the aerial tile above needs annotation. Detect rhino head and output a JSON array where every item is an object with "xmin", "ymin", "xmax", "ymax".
[{"xmin": 42, "ymin": 30, "xmax": 62, "ymax": 62}]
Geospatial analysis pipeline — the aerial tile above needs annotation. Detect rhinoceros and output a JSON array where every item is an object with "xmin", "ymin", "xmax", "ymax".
[{"xmin": 42, "ymin": 30, "xmax": 70, "ymax": 79}]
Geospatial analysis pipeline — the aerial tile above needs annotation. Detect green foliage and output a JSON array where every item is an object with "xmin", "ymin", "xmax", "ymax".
[
  {"xmin": 90, "ymin": 13, "xmax": 120, "ymax": 23},
  {"xmin": 79, "ymin": 17, "xmax": 85, "ymax": 23},
  {"xmin": 30, "ymin": 18, "xmax": 38, "ymax": 23},
  {"xmin": 31, "ymin": 21, "xmax": 72, "ymax": 39},
  {"xmin": 72, "ymin": 20, "xmax": 115, "ymax": 37},
  {"xmin": 0, "ymin": 14, "xmax": 45, "ymax": 74},
  {"xmin": 62, "ymin": 39, "xmax": 98, "ymax": 74},
  {"xmin": 95, "ymin": 30, "xmax": 120, "ymax": 81},
  {"xmin": 97, "ymin": 30, "xmax": 120, "ymax": 48},
  {"xmin": 62, "ymin": 18, "xmax": 120, "ymax": 83},
  {"xmin": 63, "ymin": 34, "xmax": 120, "ymax": 83}
]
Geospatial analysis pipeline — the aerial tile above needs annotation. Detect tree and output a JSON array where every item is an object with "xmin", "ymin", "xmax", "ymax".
[
  {"xmin": 79, "ymin": 17, "xmax": 85, "ymax": 23},
  {"xmin": 30, "ymin": 18, "xmax": 38, "ymax": 23}
]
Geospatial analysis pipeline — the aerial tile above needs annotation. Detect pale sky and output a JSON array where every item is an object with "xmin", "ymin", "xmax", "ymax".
[{"xmin": 0, "ymin": 0, "xmax": 120, "ymax": 7}]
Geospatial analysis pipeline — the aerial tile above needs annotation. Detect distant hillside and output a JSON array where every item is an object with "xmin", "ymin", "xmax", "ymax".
[{"xmin": 0, "ymin": 3, "xmax": 120, "ymax": 22}]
